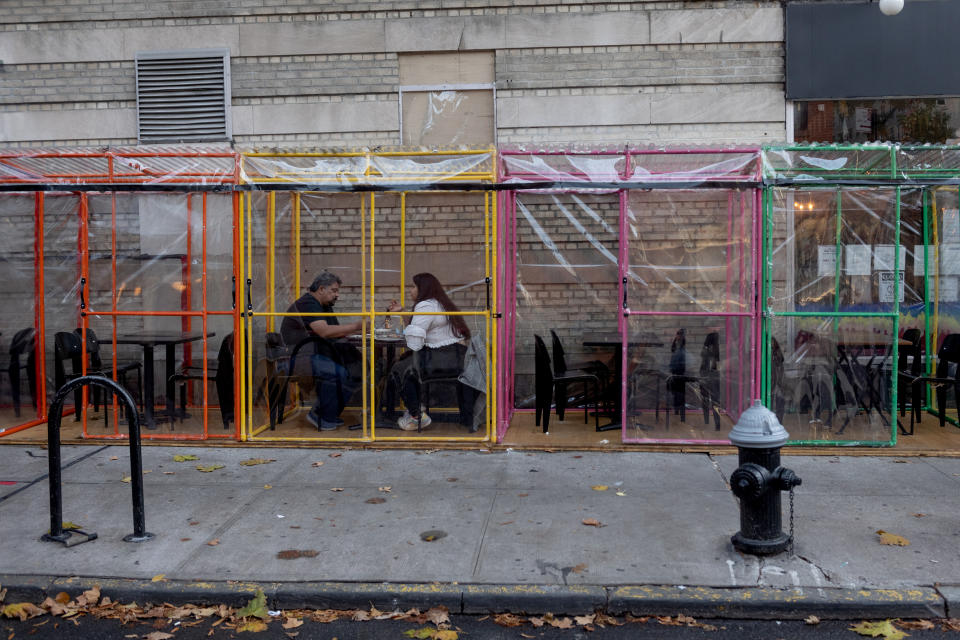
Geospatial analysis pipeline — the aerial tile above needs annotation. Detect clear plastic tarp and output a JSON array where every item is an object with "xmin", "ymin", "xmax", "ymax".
[
  {"xmin": 243, "ymin": 190, "xmax": 492, "ymax": 442},
  {"xmin": 762, "ymin": 145, "xmax": 960, "ymax": 182},
  {"xmin": 239, "ymin": 150, "xmax": 495, "ymax": 187},
  {"xmin": 764, "ymin": 187, "xmax": 919, "ymax": 444},
  {"xmin": 501, "ymin": 149, "xmax": 761, "ymax": 185}
]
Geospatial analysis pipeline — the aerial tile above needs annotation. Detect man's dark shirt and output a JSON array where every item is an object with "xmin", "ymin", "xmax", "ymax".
[{"xmin": 280, "ymin": 293, "xmax": 339, "ymax": 360}]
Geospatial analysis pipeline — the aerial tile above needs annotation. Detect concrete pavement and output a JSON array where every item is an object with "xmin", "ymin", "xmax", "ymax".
[{"xmin": 0, "ymin": 444, "xmax": 958, "ymax": 619}]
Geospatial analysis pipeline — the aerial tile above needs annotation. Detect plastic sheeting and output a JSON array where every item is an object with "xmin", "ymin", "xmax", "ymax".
[
  {"xmin": 764, "ymin": 187, "xmax": 927, "ymax": 444},
  {"xmin": 762, "ymin": 145, "xmax": 960, "ymax": 182},
  {"xmin": 501, "ymin": 149, "xmax": 760, "ymax": 185},
  {"xmin": 240, "ymin": 150, "xmax": 495, "ymax": 187},
  {"xmin": 243, "ymin": 191, "xmax": 492, "ymax": 441}
]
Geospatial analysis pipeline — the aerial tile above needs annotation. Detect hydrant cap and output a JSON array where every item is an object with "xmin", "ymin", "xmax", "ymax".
[{"xmin": 728, "ymin": 399, "xmax": 789, "ymax": 448}]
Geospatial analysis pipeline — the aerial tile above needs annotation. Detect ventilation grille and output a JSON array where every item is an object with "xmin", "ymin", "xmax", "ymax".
[{"xmin": 136, "ymin": 49, "xmax": 231, "ymax": 143}]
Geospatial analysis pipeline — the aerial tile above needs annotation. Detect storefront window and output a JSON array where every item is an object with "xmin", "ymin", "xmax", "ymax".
[{"xmin": 793, "ymin": 98, "xmax": 960, "ymax": 144}]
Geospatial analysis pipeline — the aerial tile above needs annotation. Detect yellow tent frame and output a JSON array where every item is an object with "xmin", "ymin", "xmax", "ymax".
[{"xmin": 237, "ymin": 149, "xmax": 497, "ymax": 443}]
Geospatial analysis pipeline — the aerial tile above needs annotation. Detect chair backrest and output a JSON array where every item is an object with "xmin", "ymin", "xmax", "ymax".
[
  {"xmin": 534, "ymin": 335, "xmax": 553, "ymax": 390},
  {"xmin": 899, "ymin": 328, "xmax": 923, "ymax": 375},
  {"xmin": 54, "ymin": 331, "xmax": 82, "ymax": 389},
  {"xmin": 937, "ymin": 334, "xmax": 960, "ymax": 378},
  {"xmin": 215, "ymin": 333, "xmax": 235, "ymax": 423},
  {"xmin": 73, "ymin": 328, "xmax": 104, "ymax": 369},
  {"xmin": 9, "ymin": 328, "xmax": 36, "ymax": 357},
  {"xmin": 770, "ymin": 337, "xmax": 784, "ymax": 386},
  {"xmin": 549, "ymin": 330, "xmax": 567, "ymax": 376},
  {"xmin": 264, "ymin": 332, "xmax": 289, "ymax": 362},
  {"xmin": 699, "ymin": 332, "xmax": 720, "ymax": 374}
]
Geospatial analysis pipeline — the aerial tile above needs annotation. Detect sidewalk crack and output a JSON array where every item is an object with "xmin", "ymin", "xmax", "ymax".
[
  {"xmin": 470, "ymin": 490, "xmax": 499, "ymax": 579},
  {"xmin": 795, "ymin": 553, "xmax": 837, "ymax": 586}
]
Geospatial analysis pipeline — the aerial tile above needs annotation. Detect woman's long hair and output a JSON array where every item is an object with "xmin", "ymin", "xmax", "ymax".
[{"xmin": 413, "ymin": 272, "xmax": 470, "ymax": 339}]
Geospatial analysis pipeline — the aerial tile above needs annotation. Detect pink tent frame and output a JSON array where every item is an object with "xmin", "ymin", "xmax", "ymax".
[{"xmin": 497, "ymin": 147, "xmax": 762, "ymax": 444}]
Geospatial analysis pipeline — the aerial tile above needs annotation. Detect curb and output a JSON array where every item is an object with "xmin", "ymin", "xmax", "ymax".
[{"xmin": 0, "ymin": 575, "xmax": 948, "ymax": 620}]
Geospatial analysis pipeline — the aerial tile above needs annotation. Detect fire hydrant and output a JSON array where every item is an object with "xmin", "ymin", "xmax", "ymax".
[{"xmin": 728, "ymin": 400, "xmax": 802, "ymax": 555}]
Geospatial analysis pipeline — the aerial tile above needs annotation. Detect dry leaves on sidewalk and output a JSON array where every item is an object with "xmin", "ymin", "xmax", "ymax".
[
  {"xmin": 876, "ymin": 530, "xmax": 910, "ymax": 546},
  {"xmin": 196, "ymin": 464, "xmax": 225, "ymax": 473},
  {"xmin": 173, "ymin": 454, "xmax": 198, "ymax": 462},
  {"xmin": 850, "ymin": 619, "xmax": 908, "ymax": 640},
  {"xmin": 239, "ymin": 458, "xmax": 276, "ymax": 466},
  {"xmin": 582, "ymin": 518, "xmax": 605, "ymax": 527}
]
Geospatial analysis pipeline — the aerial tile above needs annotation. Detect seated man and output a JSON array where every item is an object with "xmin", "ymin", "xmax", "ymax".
[{"xmin": 279, "ymin": 271, "xmax": 364, "ymax": 431}]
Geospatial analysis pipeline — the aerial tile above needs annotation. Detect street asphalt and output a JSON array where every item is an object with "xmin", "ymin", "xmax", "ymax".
[{"xmin": 0, "ymin": 444, "xmax": 958, "ymax": 619}]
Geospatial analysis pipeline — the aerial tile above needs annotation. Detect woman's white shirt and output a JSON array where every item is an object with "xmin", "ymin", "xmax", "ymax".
[{"xmin": 409, "ymin": 298, "xmax": 461, "ymax": 348}]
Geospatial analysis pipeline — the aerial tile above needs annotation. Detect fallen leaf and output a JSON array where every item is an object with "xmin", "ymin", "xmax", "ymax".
[
  {"xmin": 517, "ymin": 493, "xmax": 528, "ymax": 497},
  {"xmin": 61, "ymin": 521, "xmax": 81, "ymax": 530},
  {"xmin": 551, "ymin": 617, "xmax": 573, "ymax": 629},
  {"xmin": 424, "ymin": 606, "xmax": 449, "ymax": 626},
  {"xmin": 180, "ymin": 538, "xmax": 191, "ymax": 542},
  {"xmin": 151, "ymin": 574, "xmax": 166, "ymax": 582},
  {"xmin": 207, "ymin": 538, "xmax": 220, "ymax": 546},
  {"xmin": 529, "ymin": 616, "xmax": 545, "ymax": 627},
  {"xmin": 520, "ymin": 635, "xmax": 536, "ymax": 639},
  {"xmin": 493, "ymin": 613, "xmax": 524, "ymax": 627},
  {"xmin": 446, "ymin": 477, "xmax": 458, "ymax": 482},
  {"xmin": 571, "ymin": 563, "xmax": 588, "ymax": 574},
  {"xmin": 311, "ymin": 461, "xmax": 324, "ymax": 467},
  {"xmin": 163, "ymin": 472, "xmax": 175, "ymax": 475},
  {"xmin": 330, "ymin": 487, "xmax": 344, "ymax": 492},
  {"xmin": 121, "ymin": 476, "xmax": 131, "ymax": 483},
  {"xmin": 615, "ymin": 490, "xmax": 627, "ymax": 496},
  {"xmin": 282, "ymin": 617, "xmax": 303, "ymax": 629},
  {"xmin": 144, "ymin": 632, "xmax": 175, "ymax": 640},
  {"xmin": 237, "ymin": 620, "xmax": 268, "ymax": 633},
  {"xmin": 912, "ymin": 513, "xmax": 927, "ymax": 518},
  {"xmin": 850, "ymin": 620, "xmax": 908, "ymax": 639},
  {"xmin": 263, "ymin": 485, "xmax": 272, "ymax": 490},
  {"xmin": 173, "ymin": 455, "xmax": 198, "ymax": 462},
  {"xmin": 236, "ymin": 589, "xmax": 269, "ymax": 620},
  {"xmin": 240, "ymin": 458, "xmax": 276, "ymax": 466},
  {"xmin": 74, "ymin": 585, "xmax": 99, "ymax": 607},
  {"xmin": 942, "ymin": 619, "xmax": 960, "ymax": 631},
  {"xmin": 329, "ymin": 453, "xmax": 342, "ymax": 458},
  {"xmin": 575, "ymin": 614, "xmax": 596, "ymax": 626},
  {"xmin": 498, "ymin": 521, "xmax": 514, "ymax": 526},
  {"xmin": 109, "ymin": 456, "xmax": 119, "ymax": 461},
  {"xmin": 378, "ymin": 486, "xmax": 391, "ymax": 492},
  {"xmin": 591, "ymin": 485, "xmax": 609, "ymax": 491},
  {"xmin": 582, "ymin": 518, "xmax": 604, "ymax": 527},
  {"xmin": 365, "ymin": 497, "xmax": 386, "ymax": 504},
  {"xmin": 2, "ymin": 603, "xmax": 45, "ymax": 621},
  {"xmin": 805, "ymin": 615, "xmax": 820, "ymax": 625},
  {"xmin": 896, "ymin": 620, "xmax": 934, "ymax": 630},
  {"xmin": 196, "ymin": 464, "xmax": 225, "ymax": 473},
  {"xmin": 876, "ymin": 530, "xmax": 910, "ymax": 546}
]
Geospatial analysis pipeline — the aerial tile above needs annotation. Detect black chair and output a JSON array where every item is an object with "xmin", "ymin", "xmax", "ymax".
[
  {"xmin": 770, "ymin": 337, "xmax": 786, "ymax": 422},
  {"xmin": 664, "ymin": 331, "xmax": 721, "ymax": 430},
  {"xmin": 261, "ymin": 333, "xmax": 337, "ymax": 431},
  {"xmin": 4, "ymin": 328, "xmax": 37, "ymax": 418},
  {"xmin": 903, "ymin": 333, "xmax": 960, "ymax": 431},
  {"xmin": 54, "ymin": 329, "xmax": 142, "ymax": 426},
  {"xmin": 169, "ymin": 333, "xmax": 234, "ymax": 429},
  {"xmin": 415, "ymin": 344, "xmax": 476, "ymax": 433},
  {"xmin": 534, "ymin": 334, "xmax": 600, "ymax": 433},
  {"xmin": 549, "ymin": 329, "xmax": 611, "ymax": 420},
  {"xmin": 894, "ymin": 329, "xmax": 923, "ymax": 435}
]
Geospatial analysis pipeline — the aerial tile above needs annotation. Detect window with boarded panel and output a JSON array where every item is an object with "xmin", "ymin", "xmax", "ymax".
[{"xmin": 135, "ymin": 49, "xmax": 231, "ymax": 143}]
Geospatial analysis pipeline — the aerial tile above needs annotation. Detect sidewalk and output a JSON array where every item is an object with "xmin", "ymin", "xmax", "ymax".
[{"xmin": 0, "ymin": 444, "xmax": 958, "ymax": 619}]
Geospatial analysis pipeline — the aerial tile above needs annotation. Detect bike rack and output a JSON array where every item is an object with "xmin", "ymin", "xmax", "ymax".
[{"xmin": 42, "ymin": 375, "xmax": 154, "ymax": 546}]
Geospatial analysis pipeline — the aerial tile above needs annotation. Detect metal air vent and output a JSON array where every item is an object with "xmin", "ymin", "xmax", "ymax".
[{"xmin": 135, "ymin": 49, "xmax": 231, "ymax": 143}]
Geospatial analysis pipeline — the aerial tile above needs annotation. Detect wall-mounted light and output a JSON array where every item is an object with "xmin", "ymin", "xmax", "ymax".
[{"xmin": 878, "ymin": 0, "xmax": 904, "ymax": 16}]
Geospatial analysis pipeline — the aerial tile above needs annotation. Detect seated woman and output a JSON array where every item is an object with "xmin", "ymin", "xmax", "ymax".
[{"xmin": 386, "ymin": 272, "xmax": 473, "ymax": 431}]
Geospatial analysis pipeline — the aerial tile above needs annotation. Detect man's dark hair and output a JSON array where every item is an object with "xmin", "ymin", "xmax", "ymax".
[{"xmin": 309, "ymin": 271, "xmax": 342, "ymax": 292}]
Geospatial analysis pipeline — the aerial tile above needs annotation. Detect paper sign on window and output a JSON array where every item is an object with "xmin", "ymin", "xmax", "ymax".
[
  {"xmin": 877, "ymin": 270, "xmax": 904, "ymax": 303},
  {"xmin": 845, "ymin": 244, "xmax": 872, "ymax": 275},
  {"xmin": 944, "ymin": 209, "xmax": 960, "ymax": 244},
  {"xmin": 873, "ymin": 245, "xmax": 906, "ymax": 271},
  {"xmin": 941, "ymin": 277, "xmax": 959, "ymax": 302},
  {"xmin": 941, "ymin": 244, "xmax": 960, "ymax": 276},
  {"xmin": 914, "ymin": 245, "xmax": 936, "ymax": 277},
  {"xmin": 817, "ymin": 245, "xmax": 838, "ymax": 277}
]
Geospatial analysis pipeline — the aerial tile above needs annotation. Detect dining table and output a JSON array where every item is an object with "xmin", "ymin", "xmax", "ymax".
[
  {"xmin": 113, "ymin": 331, "xmax": 215, "ymax": 429},
  {"xmin": 346, "ymin": 330, "xmax": 407, "ymax": 429},
  {"xmin": 582, "ymin": 332, "xmax": 665, "ymax": 431}
]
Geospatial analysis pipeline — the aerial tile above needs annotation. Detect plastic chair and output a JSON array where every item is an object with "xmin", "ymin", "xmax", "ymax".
[
  {"xmin": 4, "ymin": 328, "xmax": 37, "ymax": 418},
  {"xmin": 415, "ymin": 344, "xmax": 475, "ymax": 432},
  {"xmin": 534, "ymin": 334, "xmax": 600, "ymax": 433},
  {"xmin": 664, "ymin": 331, "xmax": 721, "ymax": 430},
  {"xmin": 54, "ymin": 330, "xmax": 142, "ymax": 426},
  {"xmin": 894, "ymin": 329, "xmax": 922, "ymax": 435},
  {"xmin": 169, "ymin": 333, "xmax": 234, "ymax": 429},
  {"xmin": 549, "ymin": 329, "xmax": 611, "ymax": 420},
  {"xmin": 903, "ymin": 333, "xmax": 960, "ymax": 431},
  {"xmin": 261, "ymin": 333, "xmax": 336, "ymax": 431}
]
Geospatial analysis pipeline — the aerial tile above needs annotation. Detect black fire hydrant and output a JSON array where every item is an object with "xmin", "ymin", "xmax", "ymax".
[{"xmin": 728, "ymin": 400, "xmax": 801, "ymax": 555}]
